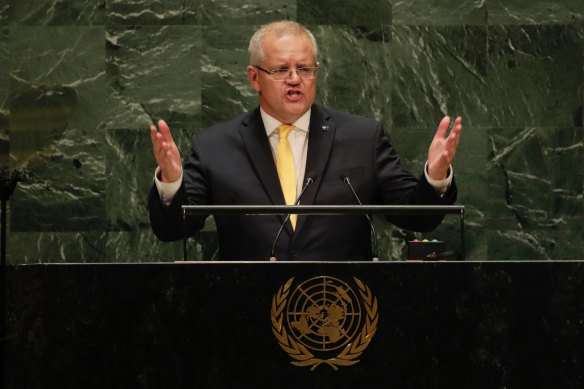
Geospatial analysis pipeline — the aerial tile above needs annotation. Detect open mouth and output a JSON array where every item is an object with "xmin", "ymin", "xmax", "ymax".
[{"xmin": 287, "ymin": 90, "xmax": 302, "ymax": 100}]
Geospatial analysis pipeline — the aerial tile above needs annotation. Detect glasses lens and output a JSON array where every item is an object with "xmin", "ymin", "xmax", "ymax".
[
  {"xmin": 297, "ymin": 68, "xmax": 314, "ymax": 79},
  {"xmin": 272, "ymin": 69, "xmax": 290, "ymax": 81}
]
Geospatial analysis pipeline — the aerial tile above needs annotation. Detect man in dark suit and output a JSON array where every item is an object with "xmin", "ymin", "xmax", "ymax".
[{"xmin": 149, "ymin": 21, "xmax": 462, "ymax": 261}]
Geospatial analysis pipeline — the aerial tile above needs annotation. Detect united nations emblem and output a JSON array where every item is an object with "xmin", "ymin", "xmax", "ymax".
[{"xmin": 271, "ymin": 276, "xmax": 378, "ymax": 370}]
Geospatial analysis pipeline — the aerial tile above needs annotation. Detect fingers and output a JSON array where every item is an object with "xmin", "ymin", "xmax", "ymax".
[
  {"xmin": 150, "ymin": 119, "xmax": 173, "ymax": 141},
  {"xmin": 150, "ymin": 124, "xmax": 158, "ymax": 146},
  {"xmin": 150, "ymin": 120, "xmax": 175, "ymax": 162},
  {"xmin": 158, "ymin": 119, "xmax": 176, "ymax": 145},
  {"xmin": 446, "ymin": 116, "xmax": 462, "ymax": 155},
  {"xmin": 436, "ymin": 115, "xmax": 464, "ymax": 139},
  {"xmin": 151, "ymin": 120, "xmax": 175, "ymax": 150},
  {"xmin": 435, "ymin": 116, "xmax": 451, "ymax": 139},
  {"xmin": 429, "ymin": 116, "xmax": 462, "ymax": 168},
  {"xmin": 451, "ymin": 116, "xmax": 462, "ymax": 135},
  {"xmin": 150, "ymin": 125, "xmax": 165, "ymax": 155},
  {"xmin": 157, "ymin": 119, "xmax": 169, "ymax": 135},
  {"xmin": 436, "ymin": 116, "xmax": 462, "ymax": 147},
  {"xmin": 450, "ymin": 116, "xmax": 462, "ymax": 140}
]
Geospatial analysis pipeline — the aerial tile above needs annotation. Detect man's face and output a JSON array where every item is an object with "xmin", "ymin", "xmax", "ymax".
[{"xmin": 247, "ymin": 33, "xmax": 318, "ymax": 124}]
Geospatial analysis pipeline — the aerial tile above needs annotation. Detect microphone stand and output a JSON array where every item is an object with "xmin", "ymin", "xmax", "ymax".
[
  {"xmin": 342, "ymin": 177, "xmax": 379, "ymax": 261},
  {"xmin": 270, "ymin": 176, "xmax": 315, "ymax": 261}
]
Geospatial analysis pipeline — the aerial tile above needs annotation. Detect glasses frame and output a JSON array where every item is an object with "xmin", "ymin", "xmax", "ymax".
[{"xmin": 254, "ymin": 65, "xmax": 319, "ymax": 81}]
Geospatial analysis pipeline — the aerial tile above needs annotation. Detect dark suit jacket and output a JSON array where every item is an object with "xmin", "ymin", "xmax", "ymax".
[{"xmin": 149, "ymin": 104, "xmax": 457, "ymax": 261}]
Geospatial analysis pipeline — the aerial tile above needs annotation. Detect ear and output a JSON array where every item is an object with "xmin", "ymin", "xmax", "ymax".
[{"xmin": 247, "ymin": 66, "xmax": 261, "ymax": 92}]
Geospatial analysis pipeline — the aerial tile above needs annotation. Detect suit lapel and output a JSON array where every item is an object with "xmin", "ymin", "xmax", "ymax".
[
  {"xmin": 239, "ymin": 107, "xmax": 285, "ymax": 207},
  {"xmin": 239, "ymin": 105, "xmax": 336, "ymax": 237},
  {"xmin": 294, "ymin": 105, "xmax": 335, "ymax": 233}
]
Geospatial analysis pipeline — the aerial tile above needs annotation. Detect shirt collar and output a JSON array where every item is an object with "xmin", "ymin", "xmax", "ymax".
[{"xmin": 260, "ymin": 107, "xmax": 311, "ymax": 137}]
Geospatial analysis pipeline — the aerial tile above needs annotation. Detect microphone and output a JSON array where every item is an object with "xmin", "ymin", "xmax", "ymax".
[
  {"xmin": 341, "ymin": 176, "xmax": 379, "ymax": 261},
  {"xmin": 269, "ymin": 174, "xmax": 316, "ymax": 261}
]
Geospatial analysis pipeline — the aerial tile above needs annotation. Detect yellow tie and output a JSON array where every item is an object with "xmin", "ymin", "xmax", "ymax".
[{"xmin": 276, "ymin": 124, "xmax": 297, "ymax": 229}]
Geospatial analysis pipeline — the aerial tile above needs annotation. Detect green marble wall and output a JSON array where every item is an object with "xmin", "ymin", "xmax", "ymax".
[{"xmin": 0, "ymin": 0, "xmax": 582, "ymax": 262}]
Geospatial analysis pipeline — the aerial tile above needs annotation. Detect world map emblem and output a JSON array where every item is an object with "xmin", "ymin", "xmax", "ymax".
[{"xmin": 271, "ymin": 276, "xmax": 378, "ymax": 370}]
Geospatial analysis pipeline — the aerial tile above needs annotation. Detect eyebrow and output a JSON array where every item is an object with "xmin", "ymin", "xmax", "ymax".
[
  {"xmin": 265, "ymin": 57, "xmax": 315, "ymax": 68},
  {"xmin": 269, "ymin": 62, "xmax": 290, "ymax": 69},
  {"xmin": 269, "ymin": 63, "xmax": 313, "ymax": 69}
]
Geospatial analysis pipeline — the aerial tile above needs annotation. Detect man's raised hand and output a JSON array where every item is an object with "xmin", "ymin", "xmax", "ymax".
[
  {"xmin": 426, "ymin": 116, "xmax": 462, "ymax": 180},
  {"xmin": 150, "ymin": 119, "xmax": 182, "ymax": 183}
]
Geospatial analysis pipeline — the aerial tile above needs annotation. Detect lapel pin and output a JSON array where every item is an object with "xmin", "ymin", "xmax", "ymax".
[{"xmin": 321, "ymin": 124, "xmax": 329, "ymax": 131}]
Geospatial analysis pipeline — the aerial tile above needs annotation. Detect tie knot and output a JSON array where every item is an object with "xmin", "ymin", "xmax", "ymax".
[{"xmin": 276, "ymin": 124, "xmax": 295, "ymax": 140}]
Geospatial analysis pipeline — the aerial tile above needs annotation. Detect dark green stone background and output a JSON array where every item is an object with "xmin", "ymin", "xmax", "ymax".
[{"xmin": 0, "ymin": 0, "xmax": 582, "ymax": 262}]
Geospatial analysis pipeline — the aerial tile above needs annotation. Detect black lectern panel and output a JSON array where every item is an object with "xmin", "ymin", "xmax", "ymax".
[{"xmin": 5, "ymin": 262, "xmax": 584, "ymax": 388}]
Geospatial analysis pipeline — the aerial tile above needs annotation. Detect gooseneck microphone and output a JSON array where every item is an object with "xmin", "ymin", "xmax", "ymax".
[
  {"xmin": 269, "ymin": 174, "xmax": 317, "ymax": 261},
  {"xmin": 341, "ymin": 176, "xmax": 379, "ymax": 261}
]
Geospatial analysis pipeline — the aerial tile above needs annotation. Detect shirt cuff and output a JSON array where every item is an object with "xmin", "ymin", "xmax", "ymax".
[
  {"xmin": 424, "ymin": 161, "xmax": 453, "ymax": 197},
  {"xmin": 154, "ymin": 166, "xmax": 183, "ymax": 206}
]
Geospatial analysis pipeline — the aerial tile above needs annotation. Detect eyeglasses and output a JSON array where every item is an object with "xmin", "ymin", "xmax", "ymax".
[{"xmin": 254, "ymin": 65, "xmax": 319, "ymax": 81}]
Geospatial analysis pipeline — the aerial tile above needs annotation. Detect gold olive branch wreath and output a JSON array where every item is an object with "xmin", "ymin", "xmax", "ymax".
[{"xmin": 271, "ymin": 277, "xmax": 378, "ymax": 371}]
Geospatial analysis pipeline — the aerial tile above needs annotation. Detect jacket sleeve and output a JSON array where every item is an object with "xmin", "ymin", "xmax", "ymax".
[
  {"xmin": 373, "ymin": 122, "xmax": 457, "ymax": 232},
  {"xmin": 148, "ymin": 134, "xmax": 209, "ymax": 242}
]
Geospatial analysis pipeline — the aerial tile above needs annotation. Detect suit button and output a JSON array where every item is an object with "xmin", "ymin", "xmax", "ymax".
[{"xmin": 291, "ymin": 250, "xmax": 299, "ymax": 258}]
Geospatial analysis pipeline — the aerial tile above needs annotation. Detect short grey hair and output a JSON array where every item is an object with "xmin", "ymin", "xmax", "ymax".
[{"xmin": 248, "ymin": 21, "xmax": 318, "ymax": 66}]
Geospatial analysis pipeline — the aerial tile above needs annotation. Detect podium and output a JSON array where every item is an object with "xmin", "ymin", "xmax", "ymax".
[{"xmin": 4, "ymin": 261, "xmax": 584, "ymax": 388}]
